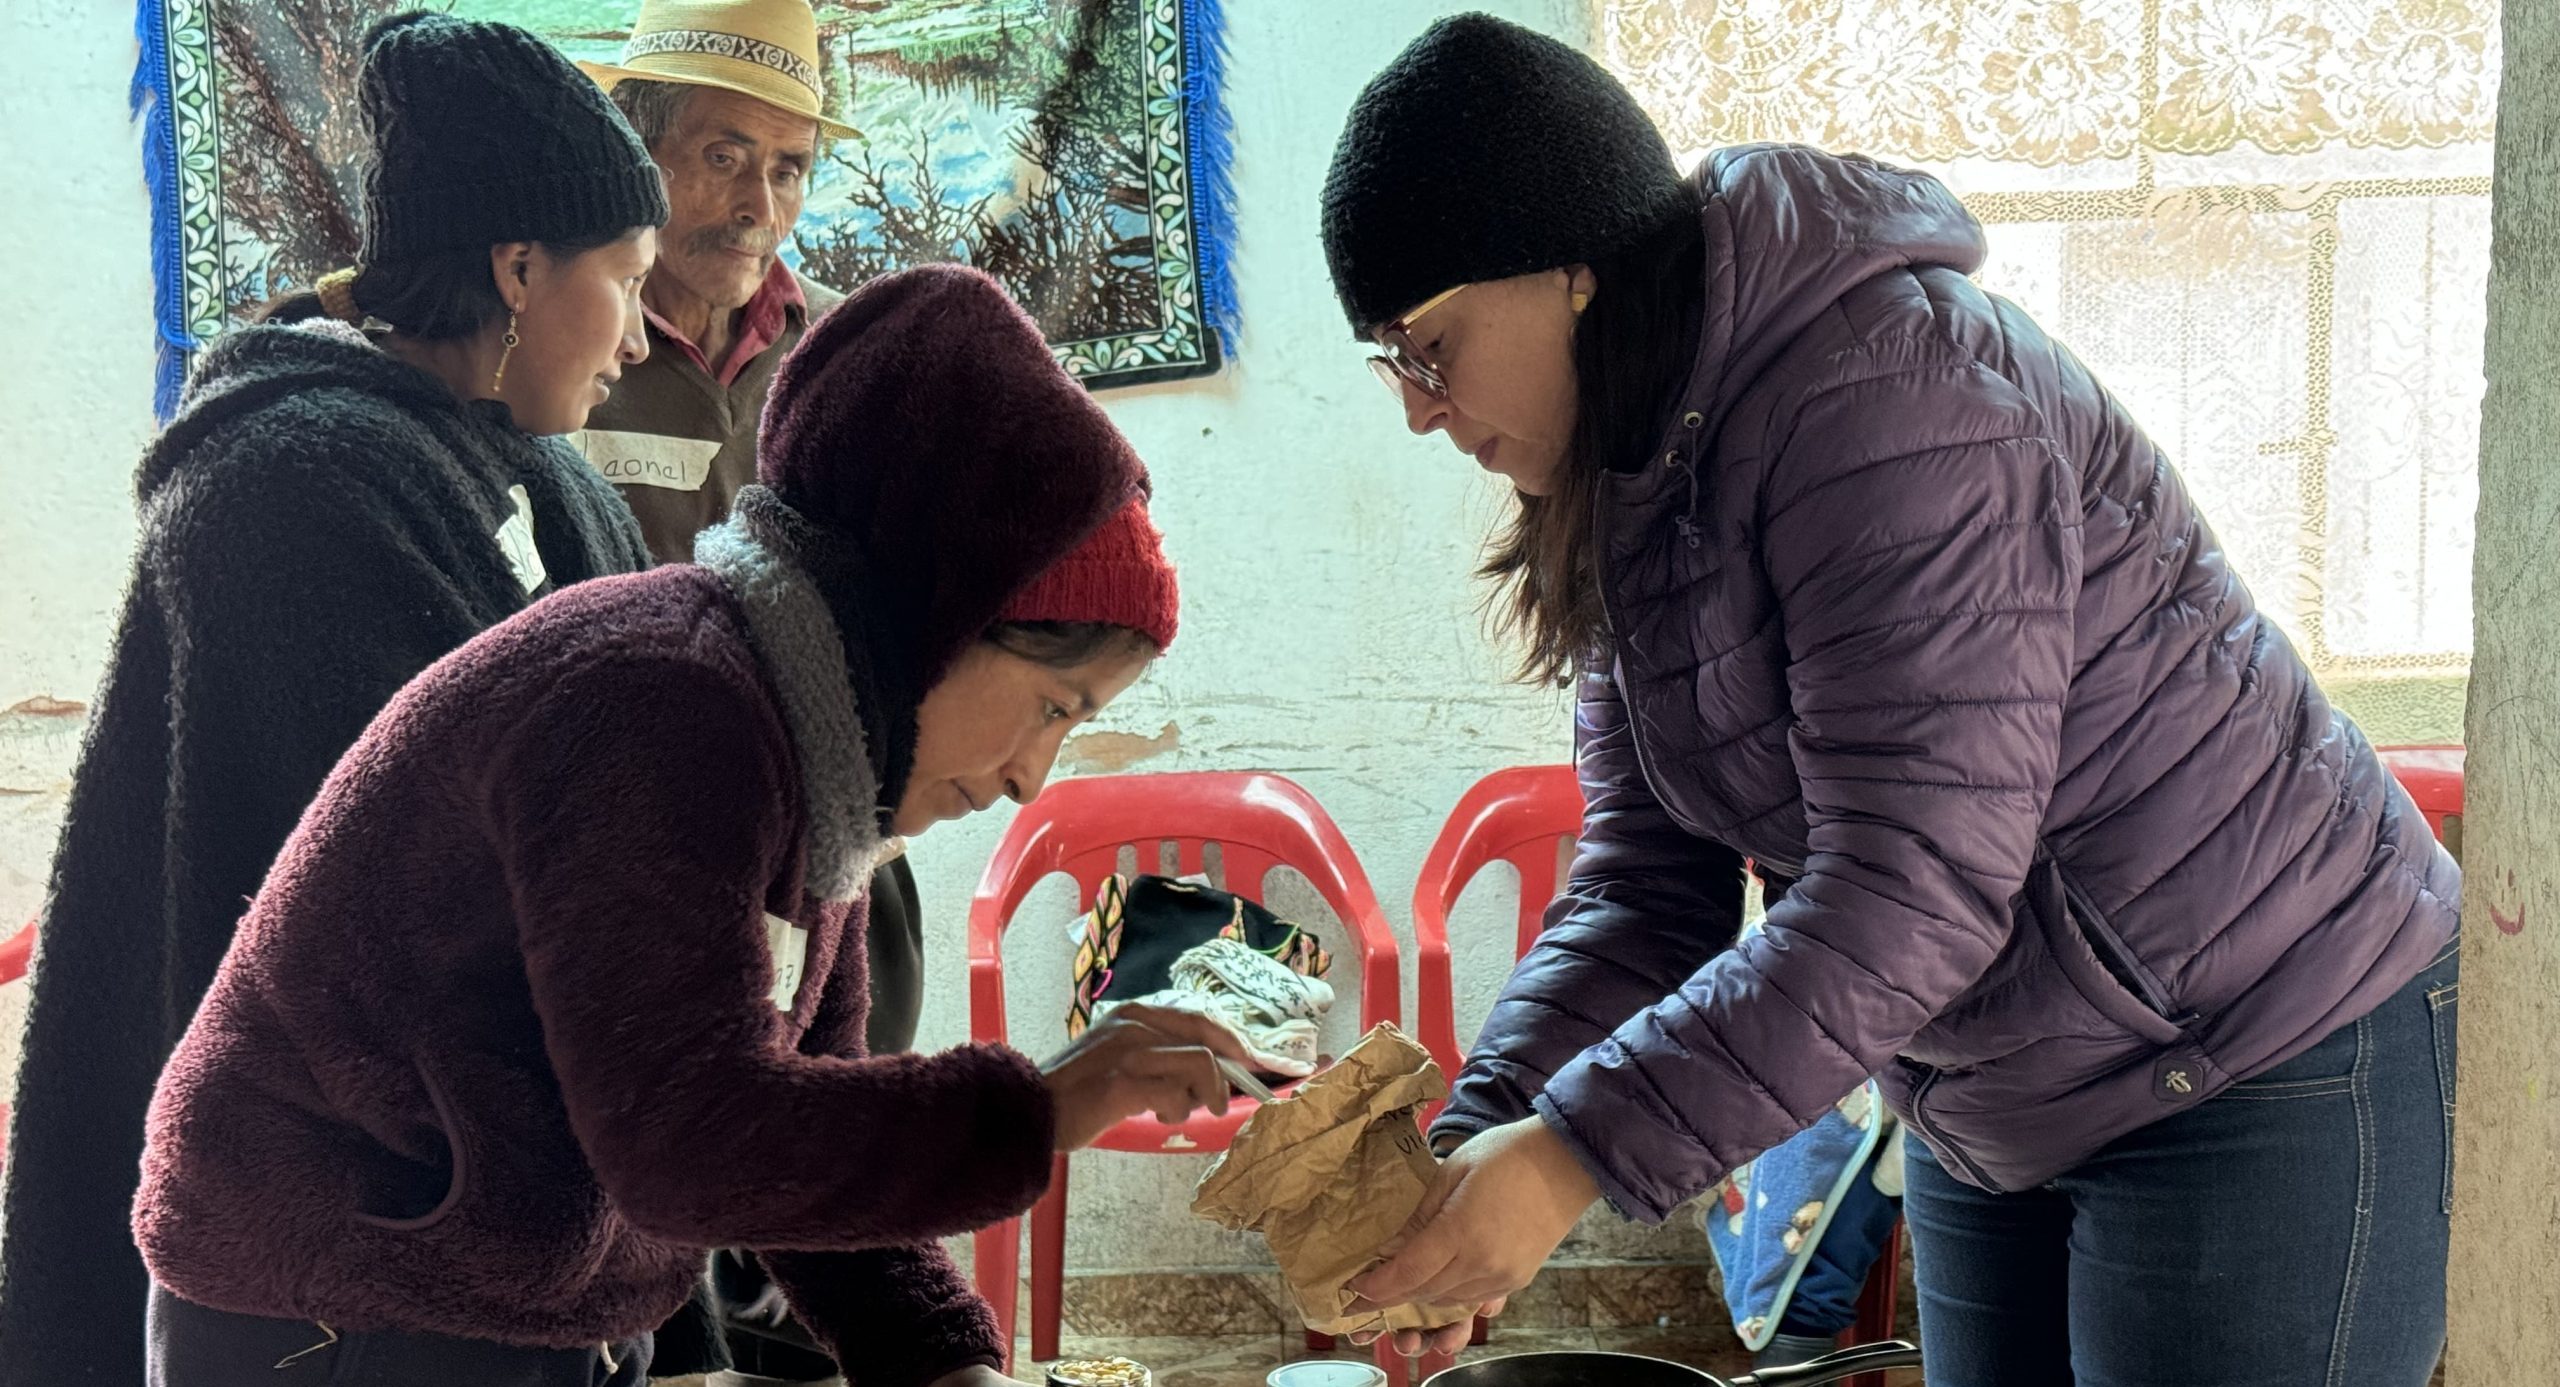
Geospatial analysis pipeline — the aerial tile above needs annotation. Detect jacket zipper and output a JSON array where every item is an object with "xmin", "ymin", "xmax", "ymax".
[
  {"xmin": 1898, "ymin": 1059, "xmax": 2005, "ymax": 1192},
  {"xmin": 1592, "ymin": 522, "xmax": 1684, "ymax": 830},
  {"xmin": 1591, "ymin": 441, "xmax": 1716, "ymax": 830},
  {"xmin": 1667, "ymin": 448, "xmax": 1704, "ymax": 550}
]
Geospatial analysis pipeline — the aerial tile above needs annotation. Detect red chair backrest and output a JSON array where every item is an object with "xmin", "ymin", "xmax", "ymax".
[
  {"xmin": 2376, "ymin": 745, "xmax": 2464, "ymax": 856},
  {"xmin": 967, "ymin": 772, "xmax": 1402, "ymax": 1049},
  {"xmin": 1, "ymin": 918, "xmax": 30, "ymax": 1170},
  {"xmin": 1413, "ymin": 766, "xmax": 1583, "ymax": 962},
  {"xmin": 0, "ymin": 918, "xmax": 30, "ymax": 986},
  {"xmin": 1409, "ymin": 766, "xmax": 1582, "ymax": 1086}
]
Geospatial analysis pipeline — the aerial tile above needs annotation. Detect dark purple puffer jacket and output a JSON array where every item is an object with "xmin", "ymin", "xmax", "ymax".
[{"xmin": 1431, "ymin": 145, "xmax": 2460, "ymax": 1219}]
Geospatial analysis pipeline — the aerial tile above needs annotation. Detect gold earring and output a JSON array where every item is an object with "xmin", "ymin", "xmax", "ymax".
[
  {"xmin": 1570, "ymin": 291, "xmax": 1592, "ymax": 313},
  {"xmin": 491, "ymin": 310, "xmax": 520, "ymax": 393}
]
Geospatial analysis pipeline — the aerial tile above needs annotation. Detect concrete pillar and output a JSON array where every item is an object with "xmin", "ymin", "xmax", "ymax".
[{"xmin": 2447, "ymin": 2, "xmax": 2560, "ymax": 1379}]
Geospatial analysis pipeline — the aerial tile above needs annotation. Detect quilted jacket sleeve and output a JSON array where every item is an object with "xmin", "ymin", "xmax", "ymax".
[
  {"xmin": 1534, "ymin": 362, "xmax": 2082, "ymax": 1222},
  {"xmin": 1430, "ymin": 666, "xmax": 1749, "ymax": 1150}
]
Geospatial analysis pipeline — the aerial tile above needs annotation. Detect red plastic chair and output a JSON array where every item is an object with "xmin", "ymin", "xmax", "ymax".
[
  {"xmin": 1411, "ymin": 766, "xmax": 1907, "ymax": 1382},
  {"xmin": 2377, "ymin": 744, "xmax": 2465, "ymax": 857},
  {"xmin": 1406, "ymin": 766, "xmax": 1582, "ymax": 1369},
  {"xmin": 1412, "ymin": 766, "xmax": 1583, "ymax": 1109},
  {"xmin": 0, "ymin": 918, "xmax": 33, "ymax": 1171},
  {"xmin": 966, "ymin": 772, "xmax": 1403, "ymax": 1374}
]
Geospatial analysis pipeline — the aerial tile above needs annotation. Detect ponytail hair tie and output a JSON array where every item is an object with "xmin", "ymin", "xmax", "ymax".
[{"xmin": 314, "ymin": 267, "xmax": 365, "ymax": 325}]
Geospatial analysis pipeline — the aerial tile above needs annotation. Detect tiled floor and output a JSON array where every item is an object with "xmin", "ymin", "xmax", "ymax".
[{"xmin": 1022, "ymin": 1326, "xmax": 1926, "ymax": 1386}]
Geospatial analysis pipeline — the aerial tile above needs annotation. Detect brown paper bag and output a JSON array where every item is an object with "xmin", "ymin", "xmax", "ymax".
[{"xmin": 1191, "ymin": 1022, "xmax": 1475, "ymax": 1338}]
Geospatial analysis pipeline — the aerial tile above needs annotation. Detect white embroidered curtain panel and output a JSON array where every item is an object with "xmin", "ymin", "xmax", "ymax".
[{"xmin": 1601, "ymin": 0, "xmax": 2498, "ymax": 741}]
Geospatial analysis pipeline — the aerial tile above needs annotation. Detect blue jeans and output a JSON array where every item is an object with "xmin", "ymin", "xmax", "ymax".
[{"xmin": 1904, "ymin": 942, "xmax": 2458, "ymax": 1387}]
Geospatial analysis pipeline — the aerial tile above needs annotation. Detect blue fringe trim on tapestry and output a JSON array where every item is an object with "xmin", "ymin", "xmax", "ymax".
[
  {"xmin": 132, "ymin": 0, "xmax": 189, "ymax": 420},
  {"xmin": 1180, "ymin": 0, "xmax": 1239, "ymax": 360}
]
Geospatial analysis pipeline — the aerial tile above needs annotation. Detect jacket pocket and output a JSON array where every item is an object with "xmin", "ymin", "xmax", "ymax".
[
  {"xmin": 351, "ymin": 1061, "xmax": 469, "ymax": 1232},
  {"xmin": 2028, "ymin": 855, "xmax": 2188, "ymax": 1048},
  {"xmin": 2221, "ymin": 1014, "xmax": 2358, "ymax": 1100},
  {"xmin": 1893, "ymin": 1057, "xmax": 2004, "ymax": 1193}
]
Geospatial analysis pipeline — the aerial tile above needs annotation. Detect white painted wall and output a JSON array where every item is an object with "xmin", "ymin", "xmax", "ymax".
[
  {"xmin": 0, "ymin": 0, "xmax": 1712, "ymax": 1271},
  {"xmin": 0, "ymin": 0, "xmax": 163, "ymax": 1090}
]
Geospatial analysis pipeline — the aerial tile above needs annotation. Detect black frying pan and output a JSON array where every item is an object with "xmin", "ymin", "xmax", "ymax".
[{"xmin": 1420, "ymin": 1340, "xmax": 1923, "ymax": 1387}]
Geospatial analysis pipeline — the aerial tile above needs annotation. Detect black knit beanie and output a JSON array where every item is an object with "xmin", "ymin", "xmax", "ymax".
[
  {"xmin": 1321, "ymin": 13, "xmax": 1692, "ymax": 337},
  {"xmin": 356, "ymin": 12, "xmax": 669, "ymax": 264}
]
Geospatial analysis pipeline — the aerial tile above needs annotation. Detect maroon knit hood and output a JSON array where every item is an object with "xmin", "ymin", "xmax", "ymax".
[{"xmin": 756, "ymin": 264, "xmax": 1153, "ymax": 689}]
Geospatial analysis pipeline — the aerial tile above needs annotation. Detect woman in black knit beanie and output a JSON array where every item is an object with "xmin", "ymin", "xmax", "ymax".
[
  {"xmin": 1323, "ymin": 13, "xmax": 2460, "ymax": 1387},
  {"xmin": 0, "ymin": 15, "xmax": 667, "ymax": 1387}
]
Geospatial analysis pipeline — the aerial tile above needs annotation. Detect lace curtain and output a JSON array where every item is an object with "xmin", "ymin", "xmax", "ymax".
[{"xmin": 1601, "ymin": 0, "xmax": 2498, "ymax": 742}]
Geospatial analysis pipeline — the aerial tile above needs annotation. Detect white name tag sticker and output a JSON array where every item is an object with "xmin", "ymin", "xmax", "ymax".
[
  {"xmin": 495, "ymin": 484, "xmax": 546, "ymax": 593},
  {"xmin": 764, "ymin": 912, "xmax": 809, "ymax": 1013},
  {"xmin": 578, "ymin": 430, "xmax": 721, "ymax": 492}
]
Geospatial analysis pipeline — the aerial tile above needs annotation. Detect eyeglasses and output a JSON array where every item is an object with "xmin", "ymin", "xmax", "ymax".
[{"xmin": 1366, "ymin": 283, "xmax": 1470, "ymax": 399}]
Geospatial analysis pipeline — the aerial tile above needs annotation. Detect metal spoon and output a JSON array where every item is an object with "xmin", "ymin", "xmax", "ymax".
[{"xmin": 1215, "ymin": 1054, "xmax": 1280, "ymax": 1104}]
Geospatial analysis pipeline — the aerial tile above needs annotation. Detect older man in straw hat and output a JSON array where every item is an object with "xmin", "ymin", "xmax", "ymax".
[
  {"xmin": 578, "ymin": 8, "xmax": 928, "ymax": 1385},
  {"xmin": 578, "ymin": 0, "xmax": 857, "ymax": 565}
]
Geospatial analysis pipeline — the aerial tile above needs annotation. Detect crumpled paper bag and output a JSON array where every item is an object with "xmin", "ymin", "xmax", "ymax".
[{"xmin": 1191, "ymin": 1022, "xmax": 1474, "ymax": 1338}]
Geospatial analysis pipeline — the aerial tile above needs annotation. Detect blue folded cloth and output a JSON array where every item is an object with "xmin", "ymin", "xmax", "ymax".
[{"xmin": 1702, "ymin": 1079, "xmax": 1892, "ymax": 1349}]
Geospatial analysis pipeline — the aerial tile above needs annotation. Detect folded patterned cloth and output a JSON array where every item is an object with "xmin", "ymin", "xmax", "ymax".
[
  {"xmin": 1066, "ymin": 874, "xmax": 1332, "ymax": 1044},
  {"xmin": 1703, "ymin": 1079, "xmax": 1897, "ymax": 1350},
  {"xmin": 1096, "ymin": 936, "xmax": 1333, "ymax": 1077}
]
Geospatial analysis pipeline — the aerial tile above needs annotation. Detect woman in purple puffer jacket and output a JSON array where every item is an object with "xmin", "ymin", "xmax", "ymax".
[{"xmin": 1325, "ymin": 17, "xmax": 2461, "ymax": 1386}]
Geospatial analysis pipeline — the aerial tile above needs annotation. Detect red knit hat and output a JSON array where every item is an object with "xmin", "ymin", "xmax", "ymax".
[{"xmin": 998, "ymin": 496, "xmax": 1179, "ymax": 651}]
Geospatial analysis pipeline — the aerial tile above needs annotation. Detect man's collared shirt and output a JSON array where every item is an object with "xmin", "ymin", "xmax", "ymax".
[{"xmin": 577, "ymin": 258, "xmax": 841, "ymax": 564}]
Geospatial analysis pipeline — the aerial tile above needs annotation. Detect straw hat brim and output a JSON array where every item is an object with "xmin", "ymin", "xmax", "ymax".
[{"xmin": 581, "ymin": 59, "xmax": 861, "ymax": 141}]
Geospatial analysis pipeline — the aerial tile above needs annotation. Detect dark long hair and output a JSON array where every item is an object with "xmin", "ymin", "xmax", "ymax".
[
  {"xmin": 1479, "ymin": 207, "xmax": 1707, "ymax": 686},
  {"xmin": 255, "ymin": 228, "xmax": 635, "ymax": 340}
]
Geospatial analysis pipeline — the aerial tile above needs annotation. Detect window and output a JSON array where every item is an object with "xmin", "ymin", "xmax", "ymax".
[{"xmin": 1605, "ymin": 0, "xmax": 2500, "ymax": 740}]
